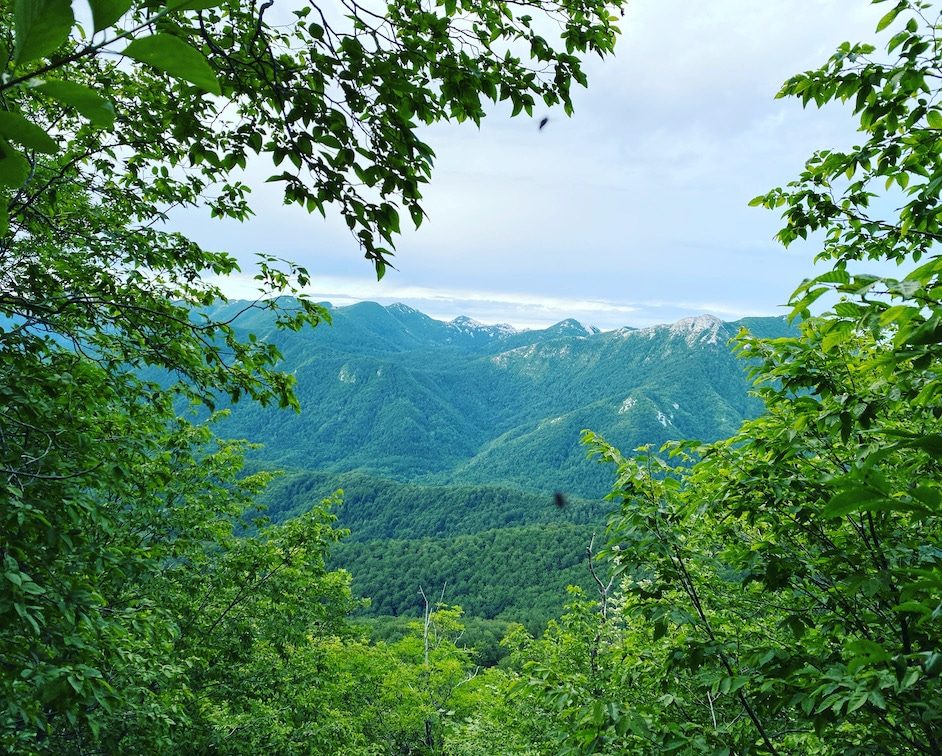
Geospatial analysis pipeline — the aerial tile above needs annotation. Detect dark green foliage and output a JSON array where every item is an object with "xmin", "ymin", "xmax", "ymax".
[
  {"xmin": 261, "ymin": 470, "xmax": 608, "ymax": 539},
  {"xmin": 482, "ymin": 4, "xmax": 942, "ymax": 753},
  {"xmin": 361, "ymin": 614, "xmax": 515, "ymax": 667},
  {"xmin": 12, "ymin": 0, "xmax": 942, "ymax": 751},
  {"xmin": 1, "ymin": 0, "xmax": 625, "ymax": 750},
  {"xmin": 337, "ymin": 524, "xmax": 600, "ymax": 632},
  {"xmin": 0, "ymin": 404, "xmax": 358, "ymax": 752},
  {"xmin": 259, "ymin": 472, "xmax": 611, "ymax": 632}
]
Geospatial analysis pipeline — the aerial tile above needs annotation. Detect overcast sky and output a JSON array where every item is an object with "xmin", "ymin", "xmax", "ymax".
[{"xmin": 179, "ymin": 0, "xmax": 887, "ymax": 330}]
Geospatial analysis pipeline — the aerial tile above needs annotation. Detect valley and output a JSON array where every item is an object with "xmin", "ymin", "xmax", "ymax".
[{"xmin": 226, "ymin": 301, "xmax": 793, "ymax": 628}]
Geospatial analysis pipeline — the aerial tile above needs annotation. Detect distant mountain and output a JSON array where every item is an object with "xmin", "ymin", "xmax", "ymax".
[
  {"xmin": 217, "ymin": 301, "xmax": 794, "ymax": 626},
  {"xmin": 218, "ymin": 301, "xmax": 793, "ymax": 497}
]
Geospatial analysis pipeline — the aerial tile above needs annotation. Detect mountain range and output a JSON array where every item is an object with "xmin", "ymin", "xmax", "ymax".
[
  {"xmin": 208, "ymin": 300, "xmax": 792, "ymax": 627},
  {"xmin": 214, "ymin": 300, "xmax": 792, "ymax": 498}
]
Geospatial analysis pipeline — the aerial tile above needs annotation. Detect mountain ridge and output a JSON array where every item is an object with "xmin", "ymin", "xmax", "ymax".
[
  {"xmin": 215, "ymin": 300, "xmax": 793, "ymax": 497},
  {"xmin": 227, "ymin": 300, "xmax": 794, "ymax": 625}
]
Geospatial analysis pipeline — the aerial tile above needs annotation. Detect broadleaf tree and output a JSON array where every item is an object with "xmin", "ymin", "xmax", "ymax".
[
  {"xmin": 498, "ymin": 1, "xmax": 942, "ymax": 753},
  {"xmin": 0, "ymin": 0, "xmax": 625, "ymax": 749}
]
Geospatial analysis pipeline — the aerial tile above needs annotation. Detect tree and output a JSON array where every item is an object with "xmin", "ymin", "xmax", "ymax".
[
  {"xmin": 395, "ymin": 599, "xmax": 477, "ymax": 752},
  {"xmin": 0, "ymin": 0, "xmax": 624, "ymax": 748},
  {"xmin": 506, "ymin": 1, "xmax": 942, "ymax": 753}
]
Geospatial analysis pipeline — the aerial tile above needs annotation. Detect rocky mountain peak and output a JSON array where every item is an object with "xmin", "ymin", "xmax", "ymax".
[{"xmin": 668, "ymin": 314, "xmax": 725, "ymax": 345}]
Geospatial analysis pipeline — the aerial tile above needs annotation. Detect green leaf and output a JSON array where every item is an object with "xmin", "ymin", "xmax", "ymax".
[
  {"xmin": 653, "ymin": 617, "xmax": 667, "ymax": 641},
  {"xmin": 747, "ymin": 194, "xmax": 767, "ymax": 208},
  {"xmin": 13, "ymin": 0, "xmax": 74, "ymax": 63},
  {"xmin": 410, "ymin": 204, "xmax": 424, "ymax": 229},
  {"xmin": 88, "ymin": 0, "xmax": 132, "ymax": 33},
  {"xmin": 903, "ymin": 434, "xmax": 942, "ymax": 455},
  {"xmin": 168, "ymin": 0, "xmax": 226, "ymax": 9},
  {"xmin": 122, "ymin": 34, "xmax": 221, "ymax": 95},
  {"xmin": 4, "ymin": 570, "xmax": 22, "ymax": 586},
  {"xmin": 36, "ymin": 81, "xmax": 116, "ymax": 127},
  {"xmin": 911, "ymin": 485, "xmax": 941, "ymax": 508},
  {"xmin": 847, "ymin": 689, "xmax": 868, "ymax": 713},
  {"xmin": 899, "ymin": 667, "xmax": 921, "ymax": 691},
  {"xmin": 904, "ymin": 318, "xmax": 942, "ymax": 346},
  {"xmin": 0, "ymin": 112, "xmax": 59, "ymax": 154},
  {"xmin": 813, "ymin": 269, "xmax": 851, "ymax": 285},
  {"xmin": 0, "ymin": 140, "xmax": 30, "ymax": 188},
  {"xmin": 823, "ymin": 487, "xmax": 887, "ymax": 518},
  {"xmin": 895, "ymin": 600, "xmax": 931, "ymax": 615},
  {"xmin": 924, "ymin": 653, "xmax": 942, "ymax": 676},
  {"xmin": 876, "ymin": 2, "xmax": 904, "ymax": 33},
  {"xmin": 839, "ymin": 411, "xmax": 853, "ymax": 442}
]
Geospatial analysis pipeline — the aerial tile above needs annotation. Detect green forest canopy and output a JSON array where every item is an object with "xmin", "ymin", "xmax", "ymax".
[{"xmin": 3, "ymin": 0, "xmax": 942, "ymax": 753}]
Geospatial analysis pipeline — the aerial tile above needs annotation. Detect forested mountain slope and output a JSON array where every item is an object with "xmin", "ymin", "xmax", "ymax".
[
  {"xmin": 335, "ymin": 524, "xmax": 599, "ymax": 629},
  {"xmin": 259, "ymin": 471, "xmax": 610, "ymax": 629},
  {"xmin": 217, "ymin": 303, "xmax": 791, "ymax": 626},
  {"xmin": 221, "ymin": 301, "xmax": 792, "ymax": 497},
  {"xmin": 261, "ymin": 470, "xmax": 606, "ymax": 540},
  {"xmin": 225, "ymin": 303, "xmax": 794, "ymax": 629}
]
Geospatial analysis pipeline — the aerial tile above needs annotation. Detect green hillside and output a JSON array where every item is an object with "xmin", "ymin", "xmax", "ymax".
[
  {"xmin": 336, "ymin": 524, "xmax": 600, "ymax": 632},
  {"xmin": 220, "ymin": 303, "xmax": 793, "ymax": 497},
  {"xmin": 233, "ymin": 305, "xmax": 794, "ymax": 626},
  {"xmin": 261, "ymin": 470, "xmax": 608, "ymax": 540},
  {"xmin": 258, "ymin": 471, "xmax": 610, "ymax": 627}
]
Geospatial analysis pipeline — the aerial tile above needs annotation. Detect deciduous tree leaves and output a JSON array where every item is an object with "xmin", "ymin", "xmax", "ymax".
[
  {"xmin": 12, "ymin": 0, "xmax": 73, "ymax": 63},
  {"xmin": 35, "ymin": 80, "xmax": 116, "ymax": 127},
  {"xmin": 122, "ymin": 34, "xmax": 221, "ymax": 95}
]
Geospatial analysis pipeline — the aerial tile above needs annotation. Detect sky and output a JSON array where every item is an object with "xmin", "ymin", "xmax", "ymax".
[{"xmin": 178, "ymin": 0, "xmax": 888, "ymax": 330}]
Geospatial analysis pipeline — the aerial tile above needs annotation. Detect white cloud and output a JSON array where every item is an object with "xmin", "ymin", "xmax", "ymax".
[
  {"xmin": 210, "ymin": 272, "xmax": 781, "ymax": 330},
  {"xmin": 176, "ymin": 1, "xmax": 886, "ymax": 329}
]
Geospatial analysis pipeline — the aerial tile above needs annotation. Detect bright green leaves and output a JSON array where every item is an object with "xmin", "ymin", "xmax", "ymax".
[
  {"xmin": 761, "ymin": 7, "xmax": 942, "ymax": 270},
  {"xmin": 585, "ymin": 17, "xmax": 942, "ymax": 726},
  {"xmin": 875, "ymin": 0, "xmax": 908, "ymax": 33},
  {"xmin": 0, "ymin": 0, "xmax": 627, "ymax": 741},
  {"xmin": 35, "ymin": 80, "xmax": 116, "ymax": 127},
  {"xmin": 122, "ymin": 34, "xmax": 221, "ymax": 95},
  {"xmin": 12, "ymin": 0, "xmax": 74, "ymax": 64},
  {"xmin": 87, "ymin": 0, "xmax": 132, "ymax": 33},
  {"xmin": 821, "ymin": 485, "xmax": 918, "ymax": 519},
  {"xmin": 584, "ymin": 311, "xmax": 942, "ymax": 749},
  {"xmin": 0, "ymin": 111, "xmax": 59, "ymax": 154},
  {"xmin": 0, "ymin": 139, "xmax": 30, "ymax": 187},
  {"xmin": 0, "ymin": 0, "xmax": 623, "ymax": 279}
]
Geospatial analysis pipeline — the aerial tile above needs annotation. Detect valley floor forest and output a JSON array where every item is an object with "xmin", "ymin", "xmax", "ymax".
[{"xmin": 3, "ymin": 0, "xmax": 942, "ymax": 753}]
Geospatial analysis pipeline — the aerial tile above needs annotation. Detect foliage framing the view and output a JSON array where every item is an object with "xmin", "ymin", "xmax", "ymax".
[
  {"xmin": 9, "ymin": 0, "xmax": 942, "ymax": 753},
  {"xmin": 485, "ymin": 2, "xmax": 942, "ymax": 753},
  {"xmin": 0, "ymin": 0, "xmax": 624, "ymax": 749}
]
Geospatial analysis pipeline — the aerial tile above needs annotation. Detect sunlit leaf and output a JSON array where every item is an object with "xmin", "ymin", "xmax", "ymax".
[
  {"xmin": 36, "ymin": 81, "xmax": 116, "ymax": 127},
  {"xmin": 13, "ymin": 0, "xmax": 74, "ymax": 63},
  {"xmin": 122, "ymin": 34, "xmax": 221, "ymax": 95}
]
